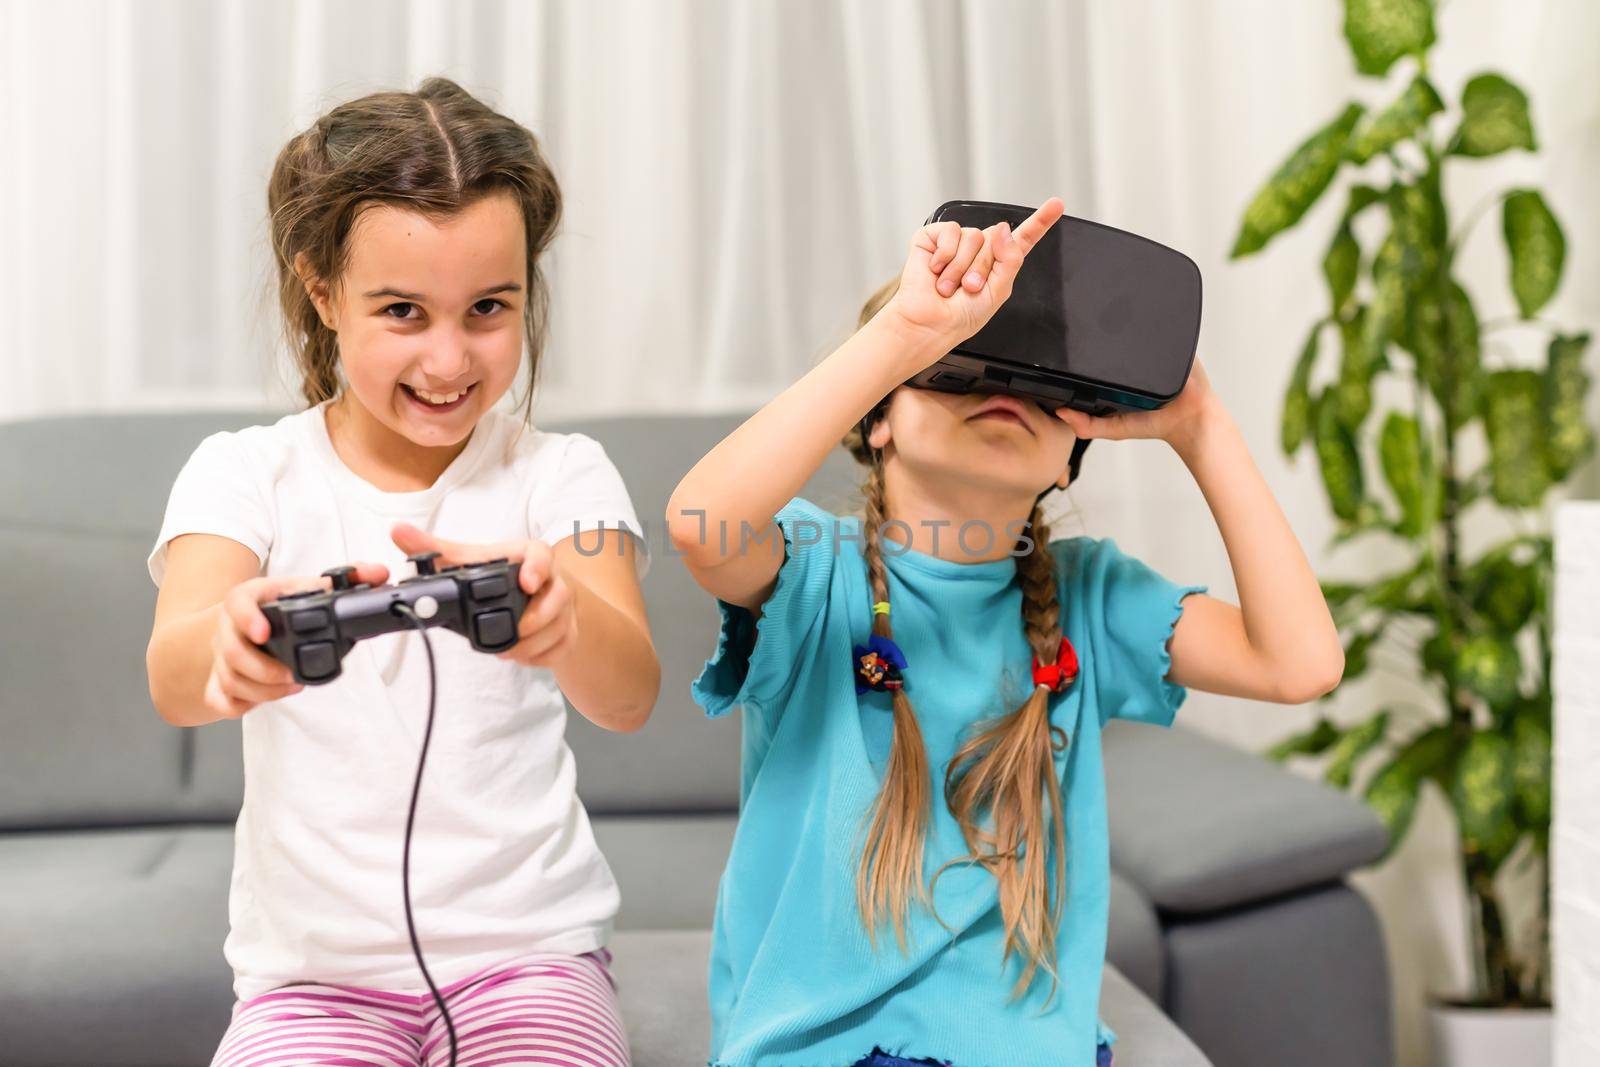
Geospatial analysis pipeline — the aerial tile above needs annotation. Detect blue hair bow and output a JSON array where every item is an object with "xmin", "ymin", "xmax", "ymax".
[{"xmin": 853, "ymin": 634, "xmax": 908, "ymax": 695}]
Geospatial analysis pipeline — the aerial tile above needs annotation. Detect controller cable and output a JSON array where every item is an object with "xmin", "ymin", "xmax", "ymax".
[{"xmin": 390, "ymin": 602, "xmax": 459, "ymax": 1067}]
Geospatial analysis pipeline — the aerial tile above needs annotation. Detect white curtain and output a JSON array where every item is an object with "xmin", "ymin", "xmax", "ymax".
[{"xmin": 4, "ymin": 2, "xmax": 1598, "ymax": 1062}]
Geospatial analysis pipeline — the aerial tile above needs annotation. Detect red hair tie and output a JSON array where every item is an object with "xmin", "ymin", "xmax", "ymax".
[{"xmin": 1031, "ymin": 636, "xmax": 1080, "ymax": 693}]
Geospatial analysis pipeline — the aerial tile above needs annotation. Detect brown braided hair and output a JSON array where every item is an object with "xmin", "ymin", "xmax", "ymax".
[
  {"xmin": 267, "ymin": 76, "xmax": 562, "ymax": 423},
  {"xmin": 845, "ymin": 278, "xmax": 1071, "ymax": 1003}
]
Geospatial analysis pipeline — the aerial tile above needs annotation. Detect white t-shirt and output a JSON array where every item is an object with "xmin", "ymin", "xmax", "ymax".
[{"xmin": 148, "ymin": 401, "xmax": 651, "ymax": 1002}]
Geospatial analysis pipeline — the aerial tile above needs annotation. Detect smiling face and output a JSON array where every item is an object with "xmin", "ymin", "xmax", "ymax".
[
  {"xmin": 867, "ymin": 386, "xmax": 1078, "ymax": 501},
  {"xmin": 301, "ymin": 190, "xmax": 528, "ymax": 454}
]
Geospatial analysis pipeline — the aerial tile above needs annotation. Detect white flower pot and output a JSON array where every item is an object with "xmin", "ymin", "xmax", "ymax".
[{"xmin": 1428, "ymin": 1001, "xmax": 1552, "ymax": 1067}]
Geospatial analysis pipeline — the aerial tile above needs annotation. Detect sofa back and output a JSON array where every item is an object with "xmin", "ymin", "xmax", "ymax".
[{"xmin": 0, "ymin": 408, "xmax": 865, "ymax": 830}]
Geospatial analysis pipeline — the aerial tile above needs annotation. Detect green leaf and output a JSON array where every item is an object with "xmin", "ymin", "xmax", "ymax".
[
  {"xmin": 1365, "ymin": 758, "xmax": 1423, "ymax": 852},
  {"xmin": 1455, "ymin": 633, "xmax": 1522, "ymax": 712},
  {"xmin": 1503, "ymin": 190, "xmax": 1566, "ymax": 318},
  {"xmin": 1544, "ymin": 333, "xmax": 1594, "ymax": 479},
  {"xmin": 1412, "ymin": 725, "xmax": 1460, "ymax": 790},
  {"xmin": 1348, "ymin": 75, "xmax": 1445, "ymax": 163},
  {"xmin": 1323, "ymin": 224, "xmax": 1361, "ymax": 314},
  {"xmin": 1337, "ymin": 309, "xmax": 1380, "ymax": 429},
  {"xmin": 1365, "ymin": 725, "xmax": 1452, "ymax": 856},
  {"xmin": 1442, "ymin": 281, "xmax": 1483, "ymax": 425},
  {"xmin": 1267, "ymin": 717, "xmax": 1342, "ymax": 761},
  {"xmin": 1314, "ymin": 387, "xmax": 1365, "ymax": 521},
  {"xmin": 1453, "ymin": 74, "xmax": 1536, "ymax": 158},
  {"xmin": 1232, "ymin": 103, "xmax": 1365, "ymax": 258},
  {"xmin": 1484, "ymin": 369, "xmax": 1550, "ymax": 507},
  {"xmin": 1342, "ymin": 626, "xmax": 1385, "ymax": 684},
  {"xmin": 1511, "ymin": 711, "xmax": 1552, "ymax": 832},
  {"xmin": 1282, "ymin": 323, "xmax": 1323, "ymax": 456},
  {"xmin": 1450, "ymin": 730, "xmax": 1520, "ymax": 868},
  {"xmin": 1379, "ymin": 413, "xmax": 1437, "ymax": 537},
  {"xmin": 1321, "ymin": 581, "xmax": 1366, "ymax": 609},
  {"xmin": 1343, "ymin": 0, "xmax": 1436, "ymax": 78},
  {"xmin": 1330, "ymin": 499, "xmax": 1391, "ymax": 546},
  {"xmin": 1367, "ymin": 560, "xmax": 1430, "ymax": 614},
  {"xmin": 1392, "ymin": 177, "xmax": 1446, "ymax": 279},
  {"xmin": 1345, "ymin": 184, "xmax": 1386, "ymax": 220},
  {"xmin": 1407, "ymin": 279, "xmax": 1482, "ymax": 429},
  {"xmin": 1366, "ymin": 233, "xmax": 1408, "ymax": 357},
  {"xmin": 1374, "ymin": 177, "xmax": 1448, "ymax": 367},
  {"xmin": 1326, "ymin": 710, "xmax": 1392, "ymax": 788},
  {"xmin": 1467, "ymin": 551, "xmax": 1539, "ymax": 633}
]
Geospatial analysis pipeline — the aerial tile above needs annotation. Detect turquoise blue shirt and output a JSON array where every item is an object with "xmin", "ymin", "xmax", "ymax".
[{"xmin": 690, "ymin": 497, "xmax": 1207, "ymax": 1067}]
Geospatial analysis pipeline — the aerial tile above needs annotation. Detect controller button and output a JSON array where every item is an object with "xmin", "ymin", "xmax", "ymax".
[
  {"xmin": 289, "ymin": 607, "xmax": 329, "ymax": 634},
  {"xmin": 470, "ymin": 575, "xmax": 509, "ymax": 600},
  {"xmin": 474, "ymin": 609, "xmax": 517, "ymax": 650},
  {"xmin": 321, "ymin": 565, "xmax": 357, "ymax": 591},
  {"xmin": 415, "ymin": 595, "xmax": 440, "ymax": 620},
  {"xmin": 296, "ymin": 641, "xmax": 339, "ymax": 681}
]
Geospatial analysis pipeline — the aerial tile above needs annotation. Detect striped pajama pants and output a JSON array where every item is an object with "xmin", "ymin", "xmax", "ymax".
[{"xmin": 210, "ymin": 948, "xmax": 630, "ymax": 1067}]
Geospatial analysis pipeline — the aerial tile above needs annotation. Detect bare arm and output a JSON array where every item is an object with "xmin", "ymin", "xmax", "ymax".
[
  {"xmin": 1166, "ymin": 401, "xmax": 1345, "ymax": 704},
  {"xmin": 147, "ymin": 535, "xmax": 259, "ymax": 727},
  {"xmin": 665, "ymin": 314, "xmax": 942, "ymax": 610},
  {"xmin": 545, "ymin": 531, "xmax": 659, "ymax": 732},
  {"xmin": 146, "ymin": 534, "xmax": 387, "ymax": 727},
  {"xmin": 1059, "ymin": 364, "xmax": 1345, "ymax": 705}
]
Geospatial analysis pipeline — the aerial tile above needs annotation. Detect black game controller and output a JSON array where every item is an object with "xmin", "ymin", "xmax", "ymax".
[{"xmin": 259, "ymin": 552, "xmax": 530, "ymax": 685}]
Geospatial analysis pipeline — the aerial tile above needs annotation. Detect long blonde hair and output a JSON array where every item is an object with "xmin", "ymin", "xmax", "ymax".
[{"xmin": 843, "ymin": 279, "xmax": 1070, "ymax": 1003}]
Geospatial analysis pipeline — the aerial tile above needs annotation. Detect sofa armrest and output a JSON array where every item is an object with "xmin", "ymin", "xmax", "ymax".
[
  {"xmin": 1103, "ymin": 721, "xmax": 1388, "ymax": 915},
  {"xmin": 1100, "ymin": 963, "xmax": 1214, "ymax": 1066}
]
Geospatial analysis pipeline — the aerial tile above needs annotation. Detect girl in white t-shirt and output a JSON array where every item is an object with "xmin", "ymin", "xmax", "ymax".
[{"xmin": 145, "ymin": 78, "xmax": 656, "ymax": 1067}]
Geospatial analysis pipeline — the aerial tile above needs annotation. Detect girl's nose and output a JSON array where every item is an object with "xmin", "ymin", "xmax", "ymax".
[{"xmin": 417, "ymin": 328, "xmax": 472, "ymax": 382}]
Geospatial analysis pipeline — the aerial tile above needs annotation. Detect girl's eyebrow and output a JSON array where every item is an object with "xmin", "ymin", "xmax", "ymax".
[{"xmin": 362, "ymin": 282, "xmax": 522, "ymax": 301}]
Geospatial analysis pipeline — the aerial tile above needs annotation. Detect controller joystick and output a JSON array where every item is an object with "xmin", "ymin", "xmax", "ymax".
[{"xmin": 322, "ymin": 565, "xmax": 358, "ymax": 591}]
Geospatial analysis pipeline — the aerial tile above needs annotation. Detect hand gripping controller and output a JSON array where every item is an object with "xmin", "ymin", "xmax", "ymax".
[{"xmin": 259, "ymin": 552, "xmax": 530, "ymax": 685}]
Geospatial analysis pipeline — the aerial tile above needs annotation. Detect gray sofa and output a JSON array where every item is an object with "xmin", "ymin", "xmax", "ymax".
[{"xmin": 0, "ymin": 410, "xmax": 1393, "ymax": 1067}]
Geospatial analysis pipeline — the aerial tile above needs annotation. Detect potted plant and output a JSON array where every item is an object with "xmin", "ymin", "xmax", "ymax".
[{"xmin": 1227, "ymin": 1, "xmax": 1589, "ymax": 1064}]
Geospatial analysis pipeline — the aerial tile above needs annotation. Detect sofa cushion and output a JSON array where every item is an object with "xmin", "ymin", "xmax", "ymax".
[
  {"xmin": 1103, "ymin": 720, "xmax": 1389, "ymax": 914},
  {"xmin": 1161, "ymin": 883, "xmax": 1388, "ymax": 1067},
  {"xmin": 0, "ymin": 412, "xmax": 267, "ymax": 829},
  {"xmin": 594, "ymin": 814, "xmax": 736, "ymax": 929},
  {"xmin": 1099, "ymin": 963, "xmax": 1213, "ymax": 1066},
  {"xmin": 0, "ymin": 825, "xmax": 236, "ymax": 1066},
  {"xmin": 1107, "ymin": 868, "xmax": 1164, "ymax": 1002},
  {"xmin": 610, "ymin": 928, "xmax": 714, "ymax": 1064}
]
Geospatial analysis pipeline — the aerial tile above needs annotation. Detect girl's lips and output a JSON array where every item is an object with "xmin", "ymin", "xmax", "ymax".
[
  {"xmin": 970, "ymin": 410, "xmax": 1030, "ymax": 431},
  {"xmin": 401, "ymin": 382, "xmax": 475, "ymax": 414}
]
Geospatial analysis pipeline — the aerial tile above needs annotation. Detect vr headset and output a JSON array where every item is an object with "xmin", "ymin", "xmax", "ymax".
[{"xmin": 862, "ymin": 201, "xmax": 1202, "ymax": 487}]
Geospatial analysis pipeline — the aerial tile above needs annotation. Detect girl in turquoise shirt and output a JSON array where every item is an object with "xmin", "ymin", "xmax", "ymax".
[{"xmin": 668, "ymin": 199, "xmax": 1344, "ymax": 1067}]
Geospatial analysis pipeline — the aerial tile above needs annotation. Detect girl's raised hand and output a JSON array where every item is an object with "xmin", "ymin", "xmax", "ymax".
[
  {"xmin": 881, "ymin": 197, "xmax": 1065, "ymax": 357},
  {"xmin": 1055, "ymin": 359, "xmax": 1221, "ymax": 453},
  {"xmin": 390, "ymin": 524, "xmax": 577, "ymax": 670}
]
